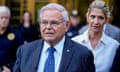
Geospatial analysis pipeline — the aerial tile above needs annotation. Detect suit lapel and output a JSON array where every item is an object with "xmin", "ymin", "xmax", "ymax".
[
  {"xmin": 31, "ymin": 39, "xmax": 44, "ymax": 72},
  {"xmin": 59, "ymin": 38, "xmax": 74, "ymax": 72}
]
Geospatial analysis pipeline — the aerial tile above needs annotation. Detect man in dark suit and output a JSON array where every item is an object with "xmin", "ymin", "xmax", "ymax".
[{"xmin": 13, "ymin": 3, "xmax": 95, "ymax": 72}]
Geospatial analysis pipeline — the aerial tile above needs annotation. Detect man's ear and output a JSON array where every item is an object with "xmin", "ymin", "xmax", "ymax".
[{"xmin": 65, "ymin": 21, "xmax": 70, "ymax": 32}]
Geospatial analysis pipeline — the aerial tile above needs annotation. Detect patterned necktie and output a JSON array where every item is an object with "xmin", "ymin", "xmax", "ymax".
[{"xmin": 44, "ymin": 47, "xmax": 56, "ymax": 72}]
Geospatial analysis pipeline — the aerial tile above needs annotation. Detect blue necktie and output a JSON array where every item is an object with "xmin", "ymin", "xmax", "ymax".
[{"xmin": 44, "ymin": 47, "xmax": 56, "ymax": 72}]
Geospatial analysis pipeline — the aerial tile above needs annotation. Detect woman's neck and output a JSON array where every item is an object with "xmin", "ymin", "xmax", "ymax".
[
  {"xmin": 89, "ymin": 31, "xmax": 102, "ymax": 41},
  {"xmin": 24, "ymin": 22, "xmax": 30, "ymax": 28},
  {"xmin": 88, "ymin": 31, "xmax": 102, "ymax": 49}
]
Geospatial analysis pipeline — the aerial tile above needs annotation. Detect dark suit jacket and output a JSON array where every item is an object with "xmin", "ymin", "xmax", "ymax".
[
  {"xmin": 110, "ymin": 45, "xmax": 120, "ymax": 72},
  {"xmin": 13, "ymin": 37, "xmax": 95, "ymax": 72}
]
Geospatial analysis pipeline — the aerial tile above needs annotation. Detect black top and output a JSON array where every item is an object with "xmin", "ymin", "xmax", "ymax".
[
  {"xmin": 18, "ymin": 23, "xmax": 39, "ymax": 42},
  {"xmin": 0, "ymin": 26, "xmax": 24, "ymax": 66},
  {"xmin": 66, "ymin": 24, "xmax": 84, "ymax": 38}
]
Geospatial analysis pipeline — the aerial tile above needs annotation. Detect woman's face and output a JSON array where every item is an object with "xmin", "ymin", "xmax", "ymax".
[
  {"xmin": 24, "ymin": 12, "xmax": 31, "ymax": 22},
  {"xmin": 87, "ymin": 8, "xmax": 107, "ymax": 33}
]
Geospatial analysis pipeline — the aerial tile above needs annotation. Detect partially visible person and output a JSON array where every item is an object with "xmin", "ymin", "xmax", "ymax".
[
  {"xmin": 66, "ymin": 10, "xmax": 84, "ymax": 38},
  {"xmin": 72, "ymin": 0, "xmax": 120, "ymax": 72},
  {"xmin": 13, "ymin": 3, "xmax": 95, "ymax": 72},
  {"xmin": 110, "ymin": 45, "xmax": 120, "ymax": 72},
  {"xmin": 0, "ymin": 6, "xmax": 24, "ymax": 72},
  {"xmin": 18, "ymin": 10, "xmax": 39, "ymax": 44},
  {"xmin": 80, "ymin": 18, "xmax": 120, "ymax": 43}
]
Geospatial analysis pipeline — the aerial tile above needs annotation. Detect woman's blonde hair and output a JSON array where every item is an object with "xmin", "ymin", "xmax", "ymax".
[{"xmin": 87, "ymin": 0, "xmax": 110, "ymax": 19}]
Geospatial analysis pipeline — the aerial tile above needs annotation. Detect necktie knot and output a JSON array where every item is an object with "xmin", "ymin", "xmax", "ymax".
[{"xmin": 48, "ymin": 47, "xmax": 56, "ymax": 54}]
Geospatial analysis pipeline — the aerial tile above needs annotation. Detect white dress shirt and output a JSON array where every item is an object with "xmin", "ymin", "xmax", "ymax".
[
  {"xmin": 37, "ymin": 36, "xmax": 65, "ymax": 72},
  {"xmin": 72, "ymin": 30, "xmax": 120, "ymax": 72}
]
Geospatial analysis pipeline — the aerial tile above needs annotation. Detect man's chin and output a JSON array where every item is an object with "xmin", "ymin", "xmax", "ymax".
[
  {"xmin": 0, "ymin": 25, "xmax": 8, "ymax": 28},
  {"xmin": 44, "ymin": 37, "xmax": 55, "ymax": 42}
]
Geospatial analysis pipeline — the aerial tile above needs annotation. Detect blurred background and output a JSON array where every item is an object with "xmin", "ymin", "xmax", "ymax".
[{"xmin": 0, "ymin": 0, "xmax": 119, "ymax": 28}]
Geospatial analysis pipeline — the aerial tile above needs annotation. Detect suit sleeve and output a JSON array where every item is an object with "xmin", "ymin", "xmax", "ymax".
[
  {"xmin": 86, "ymin": 50, "xmax": 95, "ymax": 72},
  {"xmin": 110, "ymin": 45, "xmax": 120, "ymax": 72},
  {"xmin": 13, "ymin": 46, "xmax": 22, "ymax": 72}
]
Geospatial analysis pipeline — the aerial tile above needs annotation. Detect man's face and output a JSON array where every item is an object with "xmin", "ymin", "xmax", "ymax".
[
  {"xmin": 87, "ymin": 8, "xmax": 107, "ymax": 33},
  {"xmin": 40, "ymin": 9, "xmax": 69, "ymax": 45},
  {"xmin": 70, "ymin": 16, "xmax": 80, "ymax": 27},
  {"xmin": 0, "ymin": 11, "xmax": 10, "ymax": 28}
]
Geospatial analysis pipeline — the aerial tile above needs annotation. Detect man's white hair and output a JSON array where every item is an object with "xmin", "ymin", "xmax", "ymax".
[
  {"xmin": 38, "ymin": 3, "xmax": 69, "ymax": 24},
  {"xmin": 0, "ymin": 6, "xmax": 11, "ymax": 16}
]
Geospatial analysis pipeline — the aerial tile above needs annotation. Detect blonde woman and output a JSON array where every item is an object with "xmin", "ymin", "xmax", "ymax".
[{"xmin": 72, "ymin": 1, "xmax": 120, "ymax": 72}]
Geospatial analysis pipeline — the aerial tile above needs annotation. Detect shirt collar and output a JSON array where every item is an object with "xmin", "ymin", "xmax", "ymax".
[
  {"xmin": 43, "ymin": 36, "xmax": 65, "ymax": 54},
  {"xmin": 81, "ymin": 30, "xmax": 107, "ymax": 45},
  {"xmin": 54, "ymin": 36, "xmax": 65, "ymax": 54},
  {"xmin": 81, "ymin": 30, "xmax": 89, "ymax": 43},
  {"xmin": 100, "ymin": 32, "xmax": 109, "ymax": 45},
  {"xmin": 103, "ymin": 24, "xmax": 106, "ymax": 31}
]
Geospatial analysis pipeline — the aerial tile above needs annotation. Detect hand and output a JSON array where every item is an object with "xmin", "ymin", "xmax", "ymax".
[{"xmin": 2, "ymin": 66, "xmax": 11, "ymax": 72}]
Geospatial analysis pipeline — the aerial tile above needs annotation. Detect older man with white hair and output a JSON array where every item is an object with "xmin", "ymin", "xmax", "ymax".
[
  {"xmin": 0, "ymin": 6, "xmax": 24, "ymax": 72},
  {"xmin": 13, "ymin": 3, "xmax": 95, "ymax": 72}
]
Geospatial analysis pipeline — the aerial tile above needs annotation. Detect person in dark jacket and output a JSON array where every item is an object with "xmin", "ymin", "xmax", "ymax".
[
  {"xmin": 13, "ymin": 3, "xmax": 95, "ymax": 72},
  {"xmin": 0, "ymin": 6, "xmax": 24, "ymax": 72},
  {"xmin": 18, "ymin": 11, "xmax": 39, "ymax": 44},
  {"xmin": 66, "ymin": 10, "xmax": 84, "ymax": 38}
]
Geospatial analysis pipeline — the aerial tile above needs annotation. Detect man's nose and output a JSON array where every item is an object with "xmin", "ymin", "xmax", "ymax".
[{"xmin": 46, "ymin": 23, "xmax": 52, "ymax": 28}]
